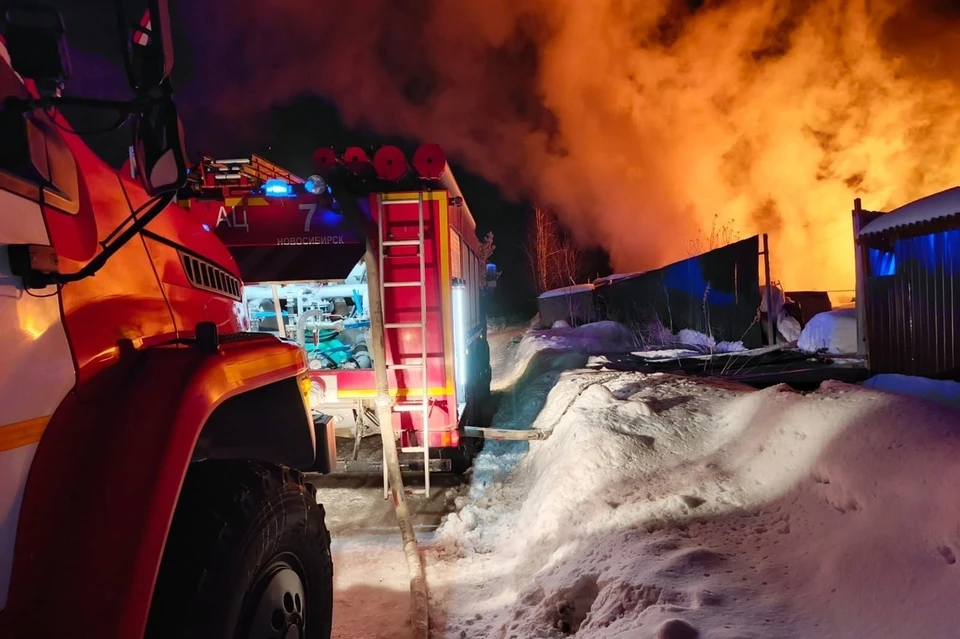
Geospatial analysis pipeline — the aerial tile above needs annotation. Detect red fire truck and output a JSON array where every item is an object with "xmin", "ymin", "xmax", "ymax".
[
  {"xmin": 178, "ymin": 144, "xmax": 493, "ymax": 493},
  {"xmin": 0, "ymin": 3, "xmax": 334, "ymax": 638}
]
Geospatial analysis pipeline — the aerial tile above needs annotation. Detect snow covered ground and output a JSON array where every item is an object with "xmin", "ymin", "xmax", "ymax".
[
  {"xmin": 313, "ymin": 323, "xmax": 533, "ymax": 639},
  {"xmin": 428, "ymin": 323, "xmax": 960, "ymax": 638},
  {"xmin": 491, "ymin": 321, "xmax": 637, "ymax": 391}
]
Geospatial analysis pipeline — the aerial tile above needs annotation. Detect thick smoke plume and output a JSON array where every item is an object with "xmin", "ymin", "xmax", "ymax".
[{"xmin": 190, "ymin": 0, "xmax": 960, "ymax": 291}]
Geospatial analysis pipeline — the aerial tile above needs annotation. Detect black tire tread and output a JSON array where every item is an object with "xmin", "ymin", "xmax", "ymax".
[{"xmin": 146, "ymin": 460, "xmax": 332, "ymax": 639}]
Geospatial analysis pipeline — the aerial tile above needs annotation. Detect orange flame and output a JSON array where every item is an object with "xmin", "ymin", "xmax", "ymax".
[{"xmin": 205, "ymin": 0, "xmax": 960, "ymax": 292}]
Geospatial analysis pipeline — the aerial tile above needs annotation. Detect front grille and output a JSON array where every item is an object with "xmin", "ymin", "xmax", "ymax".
[{"xmin": 180, "ymin": 252, "xmax": 242, "ymax": 301}]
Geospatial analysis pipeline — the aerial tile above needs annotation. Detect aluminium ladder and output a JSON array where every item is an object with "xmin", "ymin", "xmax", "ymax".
[{"xmin": 378, "ymin": 192, "xmax": 431, "ymax": 497}]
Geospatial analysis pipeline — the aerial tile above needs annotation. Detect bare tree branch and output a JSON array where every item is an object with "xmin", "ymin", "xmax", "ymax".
[{"xmin": 526, "ymin": 204, "xmax": 585, "ymax": 294}]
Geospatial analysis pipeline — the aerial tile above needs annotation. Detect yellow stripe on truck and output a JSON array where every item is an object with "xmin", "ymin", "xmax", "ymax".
[
  {"xmin": 337, "ymin": 386, "xmax": 454, "ymax": 399},
  {"xmin": 222, "ymin": 349, "xmax": 307, "ymax": 385},
  {"xmin": 0, "ymin": 416, "xmax": 50, "ymax": 452},
  {"xmin": 224, "ymin": 196, "xmax": 270, "ymax": 208}
]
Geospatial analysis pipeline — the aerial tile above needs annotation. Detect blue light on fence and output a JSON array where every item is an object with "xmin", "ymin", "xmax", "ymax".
[{"xmin": 869, "ymin": 248, "xmax": 897, "ymax": 277}]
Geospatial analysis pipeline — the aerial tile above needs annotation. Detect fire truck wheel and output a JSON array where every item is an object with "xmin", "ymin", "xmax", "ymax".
[{"xmin": 146, "ymin": 461, "xmax": 333, "ymax": 639}]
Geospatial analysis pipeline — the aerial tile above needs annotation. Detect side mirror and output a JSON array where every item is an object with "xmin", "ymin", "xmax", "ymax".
[
  {"xmin": 134, "ymin": 98, "xmax": 187, "ymax": 196},
  {"xmin": 1, "ymin": 2, "xmax": 71, "ymax": 96},
  {"xmin": 125, "ymin": 0, "xmax": 174, "ymax": 92}
]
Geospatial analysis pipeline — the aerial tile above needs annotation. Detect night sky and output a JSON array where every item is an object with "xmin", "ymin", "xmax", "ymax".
[{"xmin": 33, "ymin": 0, "xmax": 598, "ymax": 316}]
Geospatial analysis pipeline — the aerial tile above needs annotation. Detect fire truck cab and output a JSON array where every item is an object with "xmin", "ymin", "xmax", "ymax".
[
  {"xmin": 0, "ymin": 4, "xmax": 333, "ymax": 638},
  {"xmin": 180, "ymin": 146, "xmax": 493, "ymax": 489}
]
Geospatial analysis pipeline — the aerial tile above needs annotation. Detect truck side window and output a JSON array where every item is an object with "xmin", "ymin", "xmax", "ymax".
[
  {"xmin": 0, "ymin": 59, "xmax": 80, "ymax": 214},
  {"xmin": 38, "ymin": 117, "xmax": 80, "ymax": 214},
  {"xmin": 0, "ymin": 60, "xmax": 40, "ymax": 198}
]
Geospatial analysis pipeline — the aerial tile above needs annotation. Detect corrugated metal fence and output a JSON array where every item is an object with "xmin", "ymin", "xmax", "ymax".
[
  {"xmin": 595, "ymin": 235, "xmax": 763, "ymax": 348},
  {"xmin": 864, "ymin": 229, "xmax": 960, "ymax": 377}
]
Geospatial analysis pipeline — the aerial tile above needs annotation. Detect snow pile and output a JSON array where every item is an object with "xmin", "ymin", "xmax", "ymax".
[
  {"xmin": 628, "ymin": 329, "xmax": 746, "ymax": 361},
  {"xmin": 677, "ymin": 329, "xmax": 745, "ymax": 354},
  {"xmin": 629, "ymin": 348, "xmax": 700, "ymax": 360},
  {"xmin": 494, "ymin": 321, "xmax": 637, "ymax": 390},
  {"xmin": 864, "ymin": 374, "xmax": 960, "ymax": 410},
  {"xmin": 798, "ymin": 308, "xmax": 858, "ymax": 355},
  {"xmin": 432, "ymin": 346, "xmax": 960, "ymax": 638}
]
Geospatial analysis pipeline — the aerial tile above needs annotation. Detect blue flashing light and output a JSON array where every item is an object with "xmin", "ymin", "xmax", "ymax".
[
  {"xmin": 202, "ymin": 223, "xmax": 211, "ymax": 232},
  {"xmin": 263, "ymin": 178, "xmax": 294, "ymax": 197}
]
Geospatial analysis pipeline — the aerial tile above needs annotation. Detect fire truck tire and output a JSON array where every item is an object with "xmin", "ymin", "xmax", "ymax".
[{"xmin": 146, "ymin": 461, "xmax": 333, "ymax": 639}]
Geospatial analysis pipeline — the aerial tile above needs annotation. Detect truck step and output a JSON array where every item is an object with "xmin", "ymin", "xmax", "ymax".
[
  {"xmin": 392, "ymin": 403, "xmax": 428, "ymax": 412},
  {"xmin": 384, "ymin": 322, "xmax": 423, "ymax": 329}
]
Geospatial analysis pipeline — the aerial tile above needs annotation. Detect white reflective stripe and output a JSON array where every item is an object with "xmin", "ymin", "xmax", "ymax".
[{"xmin": 0, "ymin": 187, "xmax": 76, "ymax": 609}]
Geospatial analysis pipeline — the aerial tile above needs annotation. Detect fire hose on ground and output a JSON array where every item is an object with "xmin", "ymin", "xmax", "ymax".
[{"xmin": 363, "ymin": 245, "xmax": 430, "ymax": 639}]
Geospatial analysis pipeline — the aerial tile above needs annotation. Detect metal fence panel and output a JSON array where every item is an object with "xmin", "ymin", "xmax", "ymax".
[
  {"xmin": 595, "ymin": 236, "xmax": 763, "ymax": 348},
  {"xmin": 865, "ymin": 229, "xmax": 960, "ymax": 377}
]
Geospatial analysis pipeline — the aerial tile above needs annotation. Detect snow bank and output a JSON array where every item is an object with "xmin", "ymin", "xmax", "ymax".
[
  {"xmin": 432, "ymin": 349, "xmax": 960, "ymax": 638},
  {"xmin": 494, "ymin": 321, "xmax": 637, "ymax": 390},
  {"xmin": 864, "ymin": 374, "xmax": 960, "ymax": 410},
  {"xmin": 677, "ymin": 329, "xmax": 745, "ymax": 354},
  {"xmin": 798, "ymin": 308, "xmax": 857, "ymax": 354},
  {"xmin": 628, "ymin": 329, "xmax": 746, "ymax": 360},
  {"xmin": 630, "ymin": 348, "xmax": 700, "ymax": 360}
]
